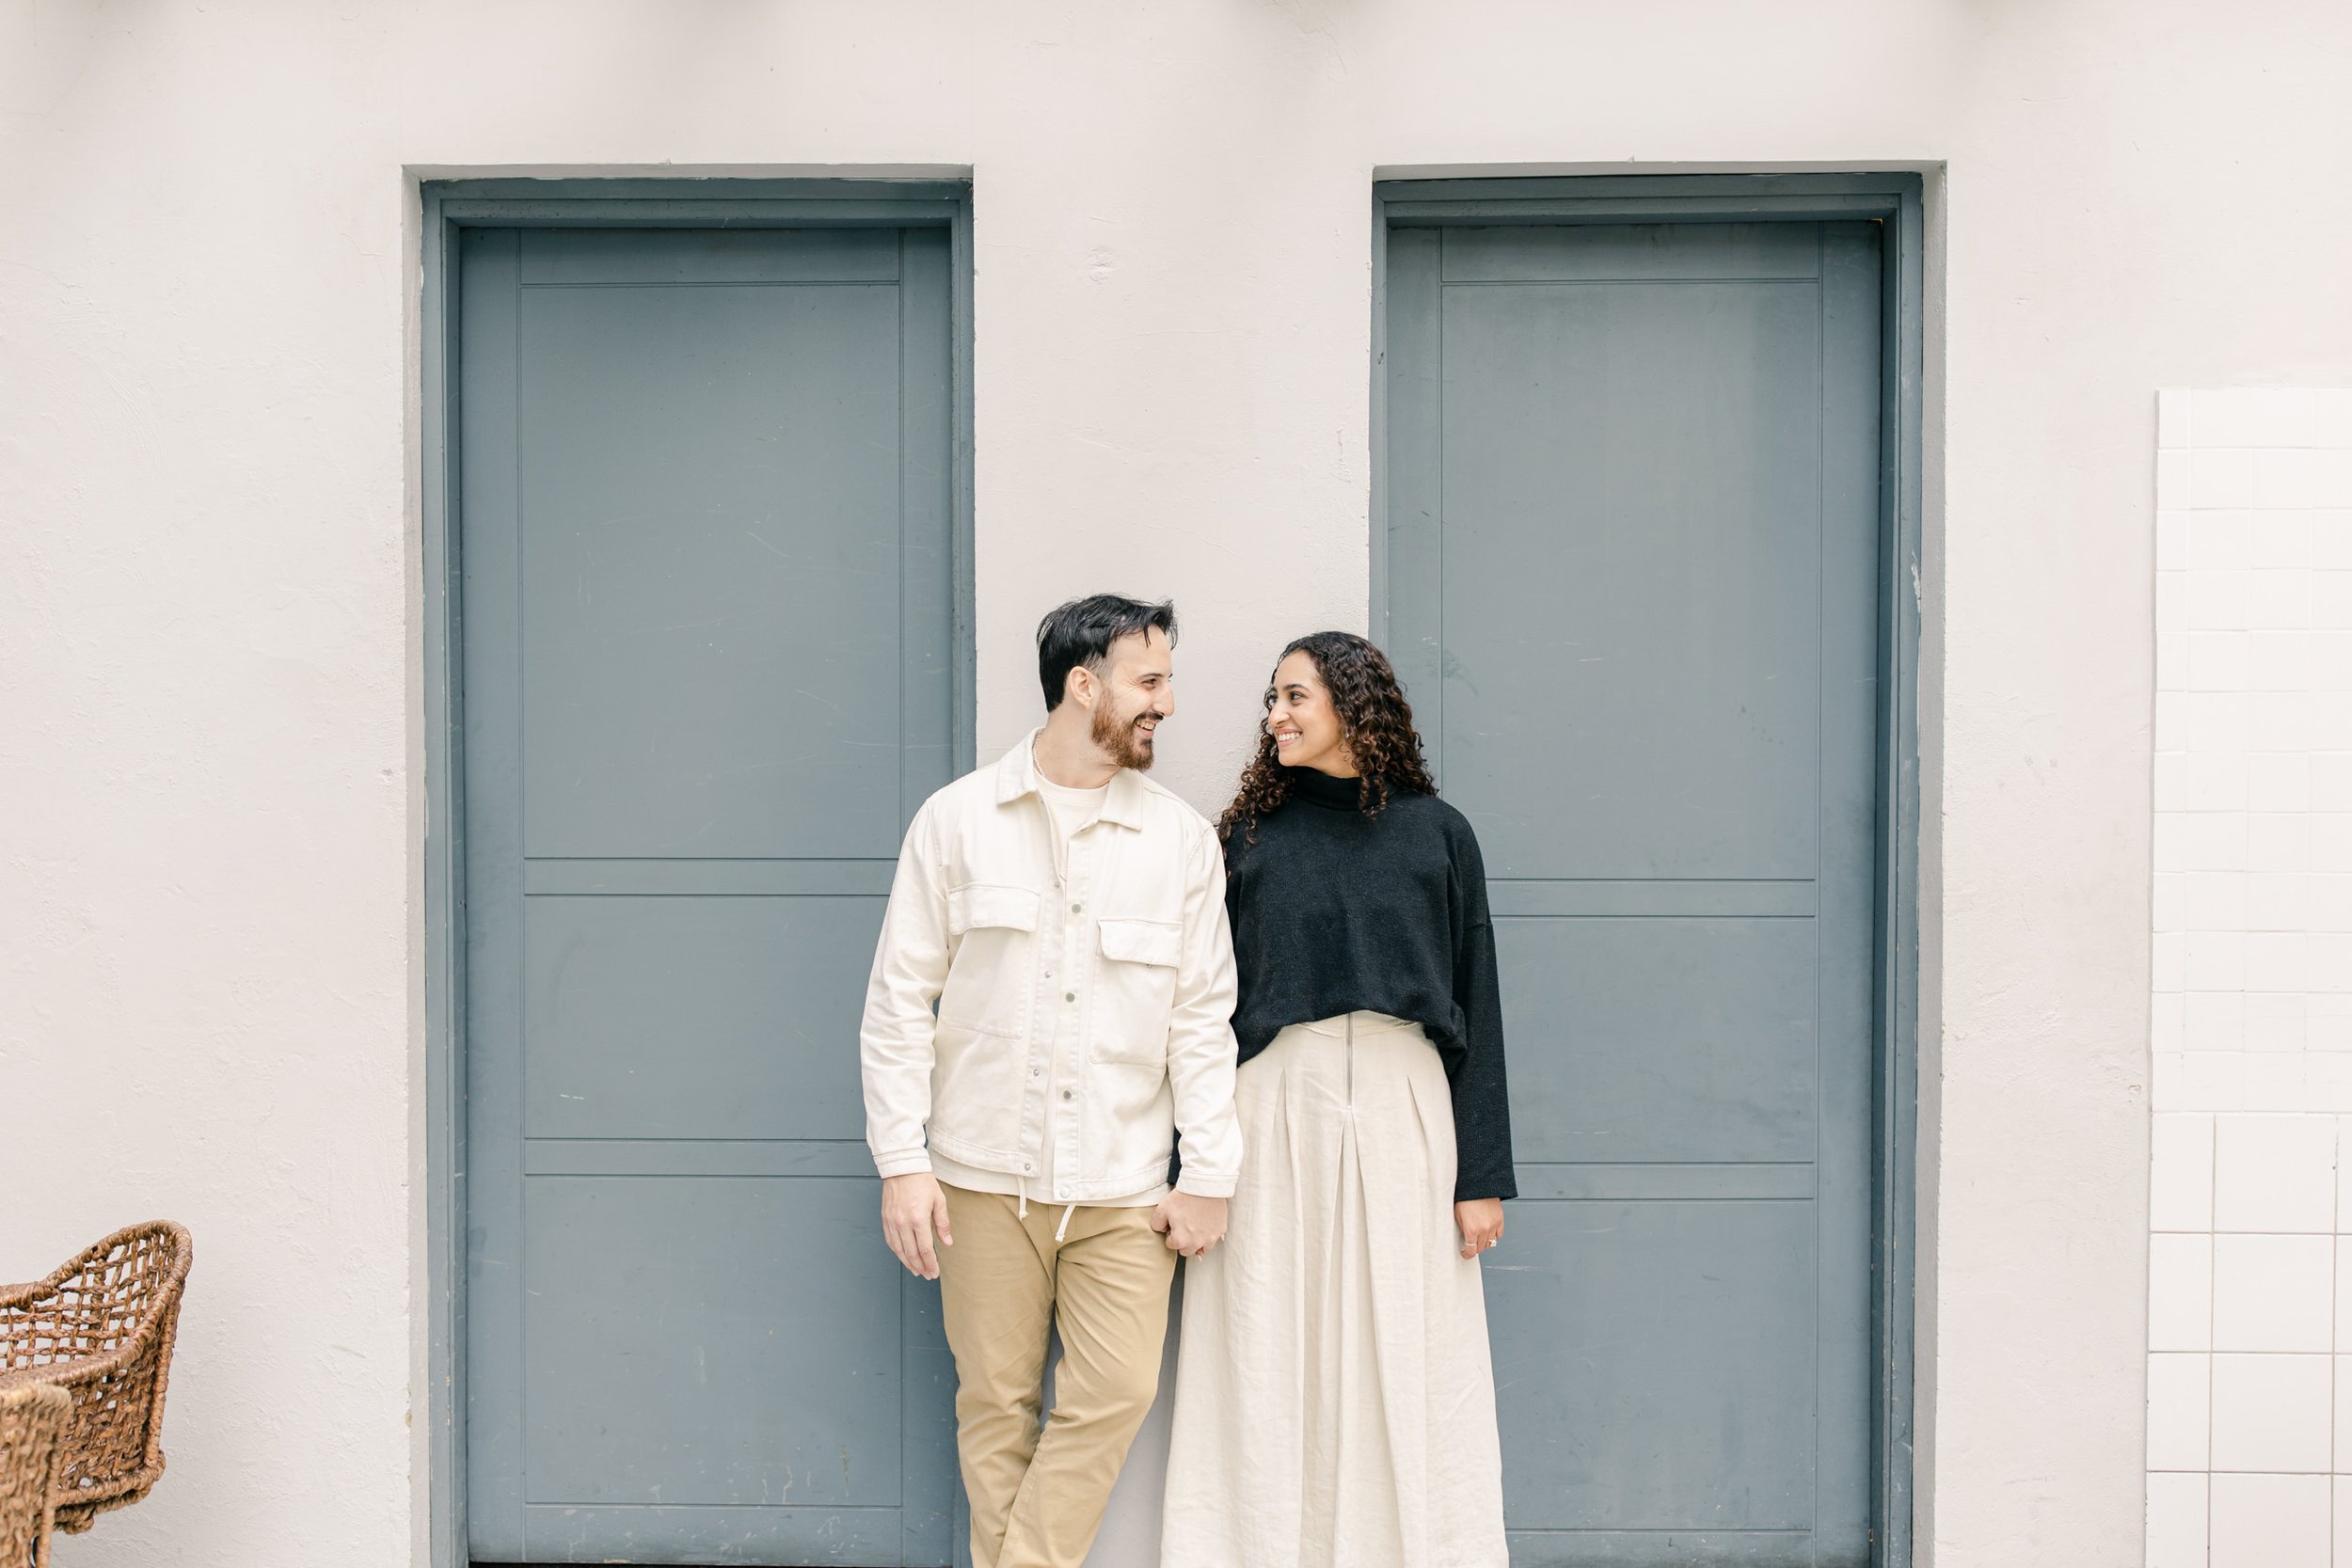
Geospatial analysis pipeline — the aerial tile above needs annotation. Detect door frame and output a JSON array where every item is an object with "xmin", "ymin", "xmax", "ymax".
[
  {"xmin": 417, "ymin": 176, "xmax": 977, "ymax": 1568},
  {"xmin": 1369, "ymin": 172, "xmax": 1926, "ymax": 1568}
]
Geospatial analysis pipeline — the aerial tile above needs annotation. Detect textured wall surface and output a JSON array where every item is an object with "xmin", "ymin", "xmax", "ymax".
[
  {"xmin": 5, "ymin": 3, "xmax": 2352, "ymax": 1565},
  {"xmin": 2145, "ymin": 388, "xmax": 2352, "ymax": 1568}
]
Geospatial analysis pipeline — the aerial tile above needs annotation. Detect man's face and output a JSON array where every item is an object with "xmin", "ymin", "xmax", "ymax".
[{"xmin": 1088, "ymin": 626, "xmax": 1175, "ymax": 770}]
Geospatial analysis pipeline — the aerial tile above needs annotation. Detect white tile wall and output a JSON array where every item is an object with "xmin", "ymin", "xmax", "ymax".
[
  {"xmin": 2214, "ymin": 1117, "xmax": 2337, "ymax": 1230},
  {"xmin": 2212, "ymin": 1353, "xmax": 2332, "ymax": 1470},
  {"xmin": 2152, "ymin": 1233, "xmax": 2216, "ymax": 1351},
  {"xmin": 2211, "ymin": 1472, "xmax": 2331, "ymax": 1568},
  {"xmin": 2151, "ymin": 1351, "xmax": 2216, "ymax": 1470},
  {"xmin": 2150, "ymin": 390, "xmax": 2352, "ymax": 1566},
  {"xmin": 2212, "ymin": 1233, "xmax": 2334, "ymax": 1351},
  {"xmin": 2150, "ymin": 1471, "xmax": 2210, "ymax": 1568}
]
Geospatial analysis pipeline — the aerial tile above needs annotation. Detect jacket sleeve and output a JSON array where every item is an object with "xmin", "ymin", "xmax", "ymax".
[
  {"xmin": 1165, "ymin": 818, "xmax": 1244, "ymax": 1197},
  {"xmin": 1448, "ymin": 816, "xmax": 1518, "ymax": 1202},
  {"xmin": 861, "ymin": 802, "xmax": 952, "ymax": 1179}
]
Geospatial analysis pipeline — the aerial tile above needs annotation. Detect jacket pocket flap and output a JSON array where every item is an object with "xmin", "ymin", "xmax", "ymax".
[
  {"xmin": 1097, "ymin": 916, "xmax": 1182, "ymax": 968},
  {"xmin": 948, "ymin": 883, "xmax": 1041, "ymax": 935}
]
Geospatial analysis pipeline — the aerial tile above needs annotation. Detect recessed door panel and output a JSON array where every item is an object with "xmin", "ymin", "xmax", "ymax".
[
  {"xmin": 462, "ymin": 224, "xmax": 961, "ymax": 1566},
  {"xmin": 1386, "ymin": 218, "xmax": 1883, "ymax": 1567}
]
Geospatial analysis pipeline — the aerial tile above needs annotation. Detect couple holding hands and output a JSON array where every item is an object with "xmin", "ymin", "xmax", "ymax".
[{"xmin": 859, "ymin": 594, "xmax": 1515, "ymax": 1568}]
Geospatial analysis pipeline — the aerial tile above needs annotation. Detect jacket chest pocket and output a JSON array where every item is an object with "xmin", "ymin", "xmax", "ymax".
[
  {"xmin": 941, "ymin": 883, "xmax": 1041, "ymax": 1037},
  {"xmin": 1088, "ymin": 916, "xmax": 1183, "ymax": 1065}
]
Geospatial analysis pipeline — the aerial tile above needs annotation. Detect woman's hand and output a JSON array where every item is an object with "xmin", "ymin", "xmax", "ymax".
[
  {"xmin": 1152, "ymin": 1191, "xmax": 1231, "ymax": 1259},
  {"xmin": 1455, "ymin": 1198, "xmax": 1504, "ymax": 1260}
]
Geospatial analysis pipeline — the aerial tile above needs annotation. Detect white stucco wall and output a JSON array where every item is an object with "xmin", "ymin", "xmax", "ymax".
[{"xmin": 7, "ymin": 2, "xmax": 2352, "ymax": 1563}]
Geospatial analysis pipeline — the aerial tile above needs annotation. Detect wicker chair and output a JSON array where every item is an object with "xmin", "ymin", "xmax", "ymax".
[
  {"xmin": 0, "ymin": 1223, "xmax": 192, "ymax": 1534},
  {"xmin": 1, "ymin": 1384, "xmax": 71, "ymax": 1568}
]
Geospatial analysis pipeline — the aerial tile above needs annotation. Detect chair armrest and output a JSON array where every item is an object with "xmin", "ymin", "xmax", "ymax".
[
  {"xmin": 0, "ymin": 1287, "xmax": 155, "ymax": 1385},
  {"xmin": 0, "ymin": 1340, "xmax": 142, "ymax": 1390}
]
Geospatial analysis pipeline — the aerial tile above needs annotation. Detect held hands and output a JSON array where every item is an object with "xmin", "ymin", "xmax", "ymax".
[
  {"xmin": 882, "ymin": 1172, "xmax": 954, "ymax": 1279},
  {"xmin": 1151, "ymin": 1191, "xmax": 1229, "ymax": 1259},
  {"xmin": 1456, "ymin": 1198, "xmax": 1504, "ymax": 1260}
]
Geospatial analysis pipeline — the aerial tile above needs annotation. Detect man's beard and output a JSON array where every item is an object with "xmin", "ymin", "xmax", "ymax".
[{"xmin": 1091, "ymin": 701, "xmax": 1157, "ymax": 771}]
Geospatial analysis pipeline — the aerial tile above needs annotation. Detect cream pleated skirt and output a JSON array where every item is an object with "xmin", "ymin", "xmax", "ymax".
[{"xmin": 1160, "ymin": 1011, "xmax": 1508, "ymax": 1568}]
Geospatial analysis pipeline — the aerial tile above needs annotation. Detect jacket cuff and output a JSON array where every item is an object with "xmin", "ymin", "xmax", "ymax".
[
  {"xmin": 1173, "ymin": 1171, "xmax": 1237, "ymax": 1198},
  {"xmin": 873, "ymin": 1150, "xmax": 933, "ymax": 1179}
]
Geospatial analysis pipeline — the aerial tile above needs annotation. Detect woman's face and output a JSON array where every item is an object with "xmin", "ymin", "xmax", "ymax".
[{"xmin": 1267, "ymin": 649, "xmax": 1356, "ymax": 776}]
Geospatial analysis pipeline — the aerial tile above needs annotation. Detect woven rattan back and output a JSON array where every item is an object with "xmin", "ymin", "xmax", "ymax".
[
  {"xmin": 0, "ymin": 1383, "xmax": 70, "ymax": 1568},
  {"xmin": 0, "ymin": 1223, "xmax": 192, "ymax": 1534}
]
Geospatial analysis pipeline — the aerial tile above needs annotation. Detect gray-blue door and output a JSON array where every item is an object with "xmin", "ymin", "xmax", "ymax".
[
  {"xmin": 1385, "ymin": 220, "xmax": 1883, "ymax": 1566},
  {"xmin": 459, "ymin": 226, "xmax": 961, "ymax": 1565}
]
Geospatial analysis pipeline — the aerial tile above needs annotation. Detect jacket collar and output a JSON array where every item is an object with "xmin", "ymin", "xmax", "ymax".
[{"xmin": 995, "ymin": 727, "xmax": 1150, "ymax": 830}]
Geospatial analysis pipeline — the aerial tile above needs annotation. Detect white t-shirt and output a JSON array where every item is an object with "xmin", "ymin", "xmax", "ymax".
[{"xmin": 1034, "ymin": 773, "xmax": 1109, "ymax": 856}]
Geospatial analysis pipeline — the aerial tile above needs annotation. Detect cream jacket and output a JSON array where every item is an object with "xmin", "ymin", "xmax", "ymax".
[{"xmin": 859, "ymin": 731, "xmax": 1244, "ymax": 1200}]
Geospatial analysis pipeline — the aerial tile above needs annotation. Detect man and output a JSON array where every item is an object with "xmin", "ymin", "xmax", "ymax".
[{"xmin": 860, "ymin": 594, "xmax": 1243, "ymax": 1568}]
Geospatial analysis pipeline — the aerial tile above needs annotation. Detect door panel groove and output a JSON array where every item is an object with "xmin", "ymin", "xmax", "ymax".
[{"xmin": 518, "ymin": 279, "xmax": 905, "ymax": 290}]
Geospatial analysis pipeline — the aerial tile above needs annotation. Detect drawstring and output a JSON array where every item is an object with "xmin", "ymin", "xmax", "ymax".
[{"xmin": 1013, "ymin": 1191, "xmax": 1075, "ymax": 1244}]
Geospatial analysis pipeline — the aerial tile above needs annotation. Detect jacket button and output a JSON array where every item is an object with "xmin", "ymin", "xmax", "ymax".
[
  {"xmin": 1071, "ymin": 903, "xmax": 1083, "ymax": 913},
  {"xmin": 1065, "ymin": 991, "xmax": 1076, "ymax": 1003},
  {"xmin": 1022, "ymin": 1162, "xmax": 1033, "ymax": 1172},
  {"xmin": 1062, "ymin": 1089, "xmax": 1073, "ymax": 1101}
]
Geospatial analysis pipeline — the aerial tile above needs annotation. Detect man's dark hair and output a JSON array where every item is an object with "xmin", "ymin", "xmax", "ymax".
[{"xmin": 1036, "ymin": 594, "xmax": 1178, "ymax": 711}]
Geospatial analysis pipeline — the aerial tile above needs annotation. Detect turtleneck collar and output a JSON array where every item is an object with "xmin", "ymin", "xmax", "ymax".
[{"xmin": 1287, "ymin": 768, "xmax": 1364, "ymax": 811}]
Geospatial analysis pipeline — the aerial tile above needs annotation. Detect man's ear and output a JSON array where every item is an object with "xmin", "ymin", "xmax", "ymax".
[{"xmin": 1064, "ymin": 662, "xmax": 1097, "ymax": 711}]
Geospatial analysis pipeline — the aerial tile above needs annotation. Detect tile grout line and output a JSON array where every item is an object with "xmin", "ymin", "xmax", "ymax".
[{"xmin": 2208, "ymin": 1110, "xmax": 2218, "ymax": 1565}]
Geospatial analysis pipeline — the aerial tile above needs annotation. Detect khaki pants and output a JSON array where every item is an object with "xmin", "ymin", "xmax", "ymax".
[{"xmin": 936, "ymin": 1184, "xmax": 1177, "ymax": 1568}]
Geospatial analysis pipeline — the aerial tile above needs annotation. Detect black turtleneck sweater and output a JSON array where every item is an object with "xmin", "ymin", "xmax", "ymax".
[{"xmin": 1224, "ymin": 768, "xmax": 1517, "ymax": 1202}]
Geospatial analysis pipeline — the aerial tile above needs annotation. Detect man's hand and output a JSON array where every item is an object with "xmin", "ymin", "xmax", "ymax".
[
  {"xmin": 1151, "ymin": 1190, "xmax": 1229, "ymax": 1259},
  {"xmin": 882, "ymin": 1172, "xmax": 954, "ymax": 1279},
  {"xmin": 1455, "ymin": 1198, "xmax": 1504, "ymax": 1260}
]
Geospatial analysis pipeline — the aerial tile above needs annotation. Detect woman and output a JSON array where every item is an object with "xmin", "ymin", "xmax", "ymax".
[{"xmin": 1161, "ymin": 631, "xmax": 1513, "ymax": 1568}]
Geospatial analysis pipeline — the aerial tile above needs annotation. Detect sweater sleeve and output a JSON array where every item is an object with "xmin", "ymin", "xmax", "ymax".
[
  {"xmin": 1164, "ymin": 819, "xmax": 1243, "ymax": 1197},
  {"xmin": 1446, "ymin": 817, "xmax": 1518, "ymax": 1202}
]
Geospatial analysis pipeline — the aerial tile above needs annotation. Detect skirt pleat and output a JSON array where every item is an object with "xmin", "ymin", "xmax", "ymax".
[{"xmin": 1161, "ymin": 1012, "xmax": 1508, "ymax": 1568}]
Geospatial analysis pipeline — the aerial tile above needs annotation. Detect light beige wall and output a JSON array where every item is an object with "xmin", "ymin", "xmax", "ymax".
[{"xmin": 7, "ymin": 2, "xmax": 2351, "ymax": 1563}]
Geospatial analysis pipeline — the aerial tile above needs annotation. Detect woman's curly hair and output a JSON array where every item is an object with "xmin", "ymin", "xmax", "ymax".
[{"xmin": 1216, "ymin": 631, "xmax": 1438, "ymax": 843}]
